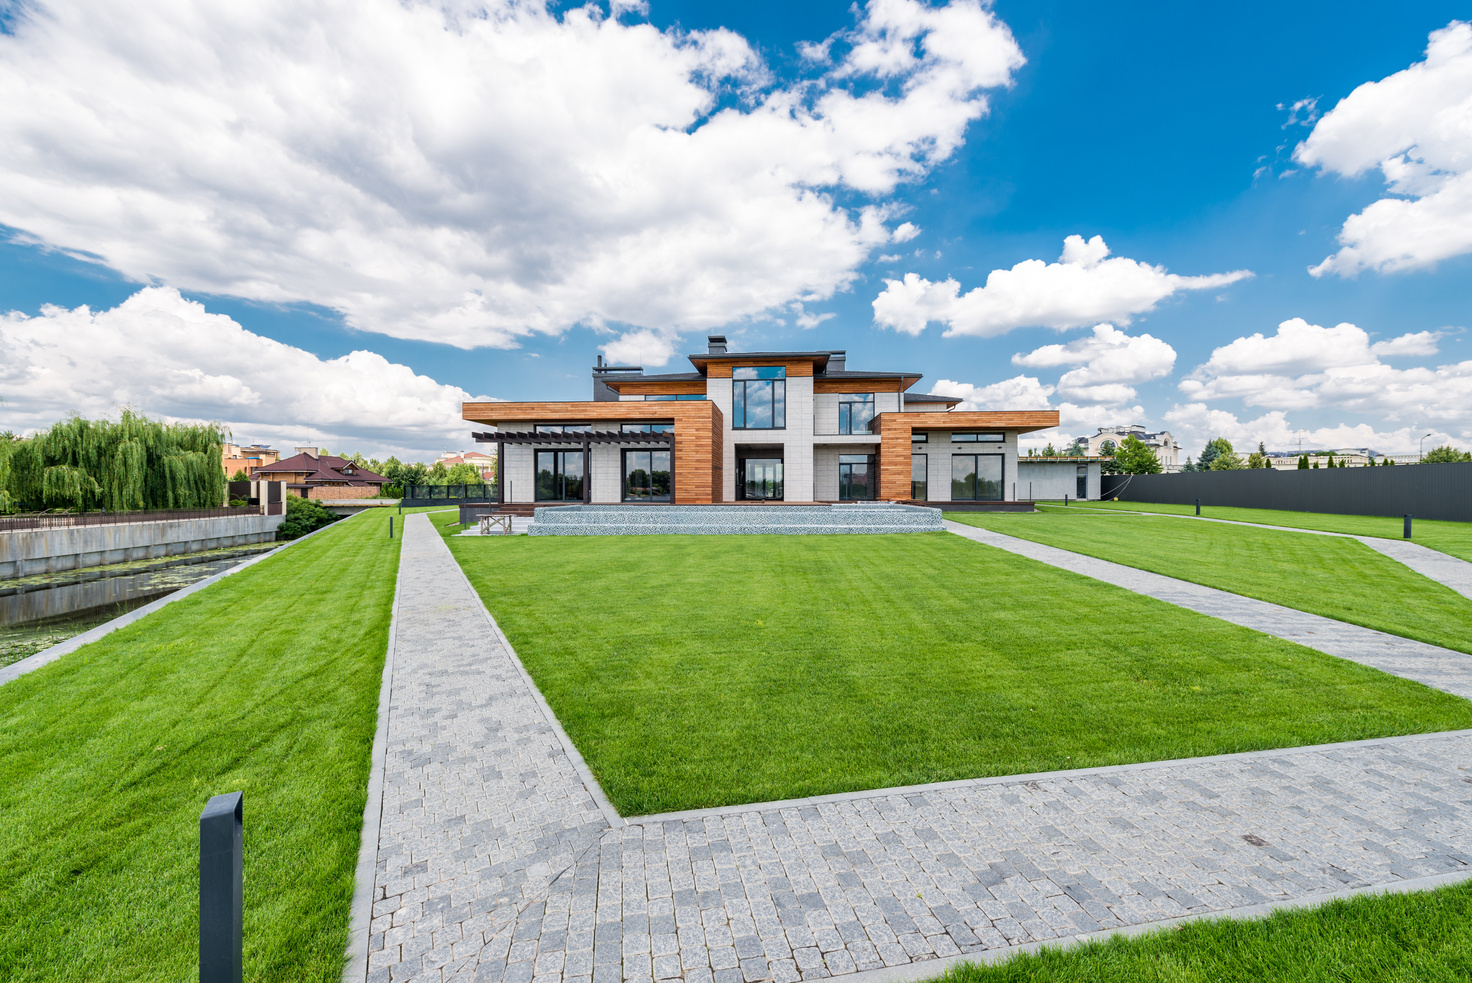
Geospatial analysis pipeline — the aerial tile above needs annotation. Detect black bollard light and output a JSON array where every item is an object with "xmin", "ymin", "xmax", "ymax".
[
  {"xmin": 1195, "ymin": 498, "xmax": 1201, "ymax": 516},
  {"xmin": 389, "ymin": 516, "xmax": 394, "ymax": 539},
  {"xmin": 1064, "ymin": 494, "xmax": 1070, "ymax": 506},
  {"xmin": 200, "ymin": 792, "xmax": 243, "ymax": 983},
  {"xmin": 1404, "ymin": 514, "xmax": 1412, "ymax": 540}
]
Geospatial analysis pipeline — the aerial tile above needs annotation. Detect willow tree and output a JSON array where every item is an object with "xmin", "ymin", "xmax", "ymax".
[{"xmin": 3, "ymin": 410, "xmax": 227, "ymax": 512}]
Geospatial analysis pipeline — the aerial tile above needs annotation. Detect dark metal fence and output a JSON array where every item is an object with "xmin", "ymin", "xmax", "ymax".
[
  {"xmin": 1100, "ymin": 463, "xmax": 1472, "ymax": 522},
  {"xmin": 0, "ymin": 506, "xmax": 259, "ymax": 532},
  {"xmin": 400, "ymin": 483, "xmax": 496, "ymax": 506}
]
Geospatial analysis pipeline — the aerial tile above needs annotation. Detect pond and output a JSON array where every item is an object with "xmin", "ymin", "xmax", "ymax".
[{"xmin": 0, "ymin": 545, "xmax": 276, "ymax": 668}]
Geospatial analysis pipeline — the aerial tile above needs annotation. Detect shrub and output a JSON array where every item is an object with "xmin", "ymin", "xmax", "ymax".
[{"xmin": 277, "ymin": 496, "xmax": 339, "ymax": 540}]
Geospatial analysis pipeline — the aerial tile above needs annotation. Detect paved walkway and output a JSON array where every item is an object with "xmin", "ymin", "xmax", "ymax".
[{"xmin": 354, "ymin": 515, "xmax": 1472, "ymax": 983}]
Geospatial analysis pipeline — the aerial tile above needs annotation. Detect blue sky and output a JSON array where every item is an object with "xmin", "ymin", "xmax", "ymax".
[{"xmin": 1, "ymin": 0, "xmax": 1470, "ymax": 460}]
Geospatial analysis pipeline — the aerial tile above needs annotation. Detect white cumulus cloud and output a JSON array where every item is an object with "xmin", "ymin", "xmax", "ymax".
[
  {"xmin": 0, "ymin": 288, "xmax": 482, "ymax": 460},
  {"xmin": 1179, "ymin": 317, "xmax": 1472, "ymax": 439},
  {"xmin": 1011, "ymin": 323, "xmax": 1176, "ymax": 404},
  {"xmin": 0, "ymin": 0, "xmax": 1023, "ymax": 361},
  {"xmin": 871, "ymin": 235, "xmax": 1250, "ymax": 337},
  {"xmin": 1299, "ymin": 21, "xmax": 1472, "ymax": 276}
]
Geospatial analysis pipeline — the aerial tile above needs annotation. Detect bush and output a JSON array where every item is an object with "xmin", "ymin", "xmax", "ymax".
[{"xmin": 277, "ymin": 496, "xmax": 339, "ymax": 540}]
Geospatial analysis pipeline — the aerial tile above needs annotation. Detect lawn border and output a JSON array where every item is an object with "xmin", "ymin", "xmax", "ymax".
[
  {"xmin": 342, "ymin": 524, "xmax": 403, "ymax": 983},
  {"xmin": 837, "ymin": 868, "xmax": 1472, "ymax": 983},
  {"xmin": 441, "ymin": 521, "xmax": 625, "ymax": 829},
  {"xmin": 624, "ymin": 726, "xmax": 1472, "ymax": 823},
  {"xmin": 0, "ymin": 512, "xmax": 357, "ymax": 687}
]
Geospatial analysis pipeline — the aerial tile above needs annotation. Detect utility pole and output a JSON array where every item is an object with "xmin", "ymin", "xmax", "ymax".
[{"xmin": 1421, "ymin": 432, "xmax": 1432, "ymax": 461}]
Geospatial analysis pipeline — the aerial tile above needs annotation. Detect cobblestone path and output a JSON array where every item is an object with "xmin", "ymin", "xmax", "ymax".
[
  {"xmin": 357, "ymin": 514, "xmax": 1472, "ymax": 983},
  {"xmin": 945, "ymin": 520, "xmax": 1472, "ymax": 701}
]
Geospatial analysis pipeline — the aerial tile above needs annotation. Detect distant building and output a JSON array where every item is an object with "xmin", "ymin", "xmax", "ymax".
[
  {"xmin": 1076, "ymin": 425, "xmax": 1180, "ymax": 471},
  {"xmin": 252, "ymin": 446, "xmax": 389, "ymax": 499},
  {"xmin": 435, "ymin": 450, "xmax": 497, "ymax": 481},
  {"xmin": 222, "ymin": 442, "xmax": 280, "ymax": 477},
  {"xmin": 1266, "ymin": 448, "xmax": 1421, "ymax": 469}
]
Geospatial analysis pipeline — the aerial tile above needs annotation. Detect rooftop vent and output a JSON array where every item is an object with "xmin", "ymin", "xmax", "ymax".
[
  {"xmin": 707, "ymin": 335, "xmax": 728, "ymax": 355},
  {"xmin": 827, "ymin": 351, "xmax": 846, "ymax": 373}
]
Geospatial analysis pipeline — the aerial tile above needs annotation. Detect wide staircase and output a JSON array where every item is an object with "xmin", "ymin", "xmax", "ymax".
[{"xmin": 525, "ymin": 503, "xmax": 943, "ymax": 536}]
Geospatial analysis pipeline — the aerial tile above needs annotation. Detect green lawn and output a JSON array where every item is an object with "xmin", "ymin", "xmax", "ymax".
[
  {"xmin": 0, "ymin": 511, "xmax": 398, "ymax": 983},
  {"xmin": 1078, "ymin": 501, "xmax": 1472, "ymax": 562},
  {"xmin": 447, "ymin": 532, "xmax": 1472, "ymax": 816},
  {"xmin": 938, "ymin": 882, "xmax": 1472, "ymax": 982},
  {"xmin": 947, "ymin": 509, "xmax": 1472, "ymax": 656}
]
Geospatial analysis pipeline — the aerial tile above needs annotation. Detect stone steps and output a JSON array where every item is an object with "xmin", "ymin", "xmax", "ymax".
[{"xmin": 526, "ymin": 503, "xmax": 943, "ymax": 536}]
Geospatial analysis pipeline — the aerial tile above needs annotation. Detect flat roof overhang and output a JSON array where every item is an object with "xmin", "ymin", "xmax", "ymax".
[
  {"xmin": 882, "ymin": 409, "xmax": 1061, "ymax": 434},
  {"xmin": 471, "ymin": 430, "xmax": 674, "ymax": 445}
]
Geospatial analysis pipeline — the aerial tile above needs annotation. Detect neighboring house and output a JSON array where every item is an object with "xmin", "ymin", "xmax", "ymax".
[
  {"xmin": 1078, "ymin": 425, "xmax": 1180, "ymax": 471},
  {"xmin": 251, "ymin": 446, "xmax": 390, "ymax": 499},
  {"xmin": 1266, "ymin": 448, "xmax": 1418, "ymax": 469},
  {"xmin": 435, "ymin": 450, "xmax": 497, "ymax": 481},
  {"xmin": 462, "ymin": 337, "xmax": 1080, "ymax": 505},
  {"xmin": 221, "ymin": 442, "xmax": 280, "ymax": 476}
]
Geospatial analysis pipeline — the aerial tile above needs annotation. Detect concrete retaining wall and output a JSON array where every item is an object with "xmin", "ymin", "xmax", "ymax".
[{"xmin": 0, "ymin": 514, "xmax": 286, "ymax": 578}]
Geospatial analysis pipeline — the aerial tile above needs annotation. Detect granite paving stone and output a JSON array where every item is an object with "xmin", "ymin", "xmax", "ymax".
[{"xmin": 354, "ymin": 512, "xmax": 1472, "ymax": 983}]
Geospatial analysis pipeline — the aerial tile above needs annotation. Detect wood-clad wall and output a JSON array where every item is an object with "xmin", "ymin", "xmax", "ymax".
[
  {"xmin": 813, "ymin": 378, "xmax": 912, "ymax": 394},
  {"xmin": 461, "ymin": 400, "xmax": 725, "ymax": 503},
  {"xmin": 612, "ymin": 381, "xmax": 709, "ymax": 396},
  {"xmin": 875, "ymin": 410, "xmax": 1061, "ymax": 499},
  {"xmin": 698, "ymin": 358, "xmax": 816, "ymax": 378}
]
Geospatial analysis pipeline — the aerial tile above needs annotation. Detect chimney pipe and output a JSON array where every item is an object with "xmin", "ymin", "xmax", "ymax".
[
  {"xmin": 707, "ymin": 335, "xmax": 727, "ymax": 355},
  {"xmin": 827, "ymin": 351, "xmax": 846, "ymax": 373}
]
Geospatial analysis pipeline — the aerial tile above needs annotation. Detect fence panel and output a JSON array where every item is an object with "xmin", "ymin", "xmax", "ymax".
[
  {"xmin": 1100, "ymin": 464, "xmax": 1472, "ymax": 522},
  {"xmin": 0, "ymin": 506, "xmax": 259, "ymax": 532}
]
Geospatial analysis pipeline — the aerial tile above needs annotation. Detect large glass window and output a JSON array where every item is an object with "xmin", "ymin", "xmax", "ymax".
[
  {"xmin": 535, "ymin": 450, "xmax": 585, "ymax": 501},
  {"xmin": 644, "ymin": 394, "xmax": 706, "ymax": 401},
  {"xmin": 534, "ymin": 423, "xmax": 592, "ymax": 433},
  {"xmin": 952, "ymin": 454, "xmax": 1003, "ymax": 501},
  {"xmin": 911, "ymin": 432, "xmax": 928, "ymax": 443},
  {"xmin": 838, "ymin": 454, "xmax": 874, "ymax": 501},
  {"xmin": 1076, "ymin": 465, "xmax": 1088, "ymax": 501},
  {"xmin": 622, "ymin": 450, "xmax": 671, "ymax": 502},
  {"xmin": 952, "ymin": 432, "xmax": 1004, "ymax": 443},
  {"xmin": 911, "ymin": 455, "xmax": 927, "ymax": 500},
  {"xmin": 732, "ymin": 366, "xmax": 786, "ymax": 429},
  {"xmin": 838, "ymin": 393, "xmax": 875, "ymax": 434},
  {"xmin": 620, "ymin": 423, "xmax": 674, "ymax": 433},
  {"xmin": 740, "ymin": 458, "xmax": 784, "ymax": 500}
]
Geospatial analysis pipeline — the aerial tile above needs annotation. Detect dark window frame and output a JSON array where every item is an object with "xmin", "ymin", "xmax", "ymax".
[
  {"xmin": 838, "ymin": 393, "xmax": 875, "ymax": 435},
  {"xmin": 535, "ymin": 449, "xmax": 585, "ymax": 501},
  {"xmin": 732, "ymin": 366, "xmax": 786, "ymax": 430},
  {"xmin": 621, "ymin": 448, "xmax": 672, "ymax": 502},
  {"xmin": 534, "ymin": 423, "xmax": 592, "ymax": 433},
  {"xmin": 952, "ymin": 432, "xmax": 1004, "ymax": 443},
  {"xmin": 620, "ymin": 422, "xmax": 674, "ymax": 433},
  {"xmin": 951, "ymin": 453, "xmax": 1004, "ymax": 501},
  {"xmin": 911, "ymin": 454, "xmax": 928, "ymax": 500},
  {"xmin": 838, "ymin": 453, "xmax": 875, "ymax": 501}
]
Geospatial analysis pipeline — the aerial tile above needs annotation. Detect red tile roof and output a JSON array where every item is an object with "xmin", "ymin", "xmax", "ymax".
[{"xmin": 252, "ymin": 452, "xmax": 388, "ymax": 486}]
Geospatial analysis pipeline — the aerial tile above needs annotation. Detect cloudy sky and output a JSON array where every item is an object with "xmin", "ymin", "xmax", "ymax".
[{"xmin": 1, "ymin": 0, "xmax": 1470, "ymax": 461}]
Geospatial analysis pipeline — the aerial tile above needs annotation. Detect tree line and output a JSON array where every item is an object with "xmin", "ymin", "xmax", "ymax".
[{"xmin": 1, "ymin": 411, "xmax": 227, "ymax": 513}]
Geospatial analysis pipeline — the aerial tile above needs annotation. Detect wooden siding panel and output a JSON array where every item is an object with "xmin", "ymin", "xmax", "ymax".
[
  {"xmin": 813, "ymin": 378, "xmax": 906, "ymax": 394},
  {"xmin": 874, "ymin": 410, "xmax": 1060, "ymax": 499},
  {"xmin": 609, "ymin": 381, "xmax": 708, "ymax": 396},
  {"xmin": 462, "ymin": 400, "xmax": 724, "ymax": 503},
  {"xmin": 699, "ymin": 358, "xmax": 815, "ymax": 378}
]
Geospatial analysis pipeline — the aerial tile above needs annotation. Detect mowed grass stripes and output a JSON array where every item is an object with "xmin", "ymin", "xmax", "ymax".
[
  {"xmin": 448, "ymin": 532, "xmax": 1472, "ymax": 816},
  {"xmin": 0, "ymin": 511, "xmax": 398, "ymax": 983}
]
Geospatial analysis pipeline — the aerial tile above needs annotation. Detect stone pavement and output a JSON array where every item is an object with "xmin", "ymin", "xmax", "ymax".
[
  {"xmin": 353, "ymin": 514, "xmax": 1472, "ymax": 983},
  {"xmin": 945, "ymin": 520, "xmax": 1472, "ymax": 701}
]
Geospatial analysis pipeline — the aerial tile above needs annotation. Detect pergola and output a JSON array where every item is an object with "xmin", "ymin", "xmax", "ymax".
[{"xmin": 470, "ymin": 429, "xmax": 676, "ymax": 506}]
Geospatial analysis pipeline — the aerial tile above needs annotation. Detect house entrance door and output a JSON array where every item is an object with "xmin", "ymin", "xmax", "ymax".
[{"xmin": 741, "ymin": 459, "xmax": 784, "ymax": 500}]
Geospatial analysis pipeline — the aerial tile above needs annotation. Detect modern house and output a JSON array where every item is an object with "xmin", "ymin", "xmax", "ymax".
[
  {"xmin": 1078, "ymin": 425, "xmax": 1180, "ymax": 471},
  {"xmin": 221, "ymin": 442, "xmax": 280, "ymax": 477},
  {"xmin": 251, "ymin": 447, "xmax": 390, "ymax": 499},
  {"xmin": 462, "ymin": 338, "xmax": 1092, "ymax": 506}
]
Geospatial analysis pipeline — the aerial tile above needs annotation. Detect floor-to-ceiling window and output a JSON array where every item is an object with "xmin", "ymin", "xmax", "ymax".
[
  {"xmin": 951, "ymin": 454, "xmax": 1003, "ymax": 501},
  {"xmin": 1076, "ymin": 465, "xmax": 1088, "ymax": 500},
  {"xmin": 622, "ymin": 449, "xmax": 671, "ymax": 502},
  {"xmin": 732, "ymin": 367, "xmax": 785, "ymax": 429},
  {"xmin": 740, "ymin": 459, "xmax": 783, "ymax": 500},
  {"xmin": 838, "ymin": 454, "xmax": 874, "ymax": 500},
  {"xmin": 911, "ymin": 454, "xmax": 927, "ymax": 500},
  {"xmin": 535, "ymin": 450, "xmax": 585, "ymax": 501},
  {"xmin": 838, "ymin": 393, "xmax": 874, "ymax": 434}
]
